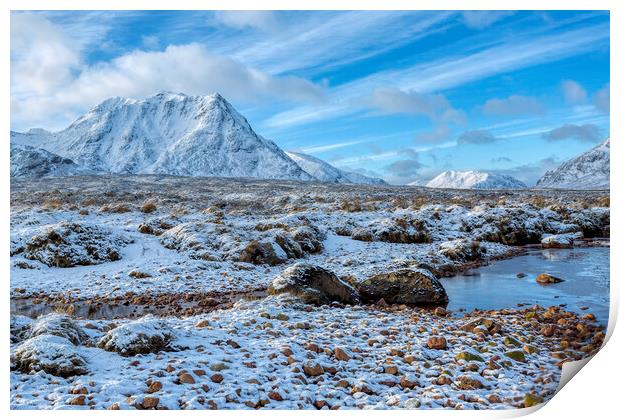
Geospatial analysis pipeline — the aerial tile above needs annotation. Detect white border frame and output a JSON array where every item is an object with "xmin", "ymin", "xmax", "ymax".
[{"xmin": 2, "ymin": 2, "xmax": 616, "ymax": 419}]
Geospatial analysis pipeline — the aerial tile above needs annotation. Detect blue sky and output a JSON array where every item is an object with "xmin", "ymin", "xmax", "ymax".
[{"xmin": 10, "ymin": 10, "xmax": 610, "ymax": 184}]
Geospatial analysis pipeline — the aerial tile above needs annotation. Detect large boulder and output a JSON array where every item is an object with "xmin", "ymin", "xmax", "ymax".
[
  {"xmin": 238, "ymin": 240, "xmax": 288, "ymax": 265},
  {"xmin": 30, "ymin": 313, "xmax": 87, "ymax": 345},
  {"xmin": 268, "ymin": 263, "xmax": 360, "ymax": 305},
  {"xmin": 98, "ymin": 316, "xmax": 175, "ymax": 356},
  {"xmin": 359, "ymin": 267, "xmax": 448, "ymax": 305},
  {"xmin": 12, "ymin": 334, "xmax": 88, "ymax": 377}
]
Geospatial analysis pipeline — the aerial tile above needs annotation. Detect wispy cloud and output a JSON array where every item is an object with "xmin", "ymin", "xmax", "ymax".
[
  {"xmin": 461, "ymin": 11, "xmax": 515, "ymax": 29},
  {"xmin": 230, "ymin": 11, "xmax": 456, "ymax": 76},
  {"xmin": 265, "ymin": 21, "xmax": 609, "ymax": 128},
  {"xmin": 298, "ymin": 139, "xmax": 370, "ymax": 154}
]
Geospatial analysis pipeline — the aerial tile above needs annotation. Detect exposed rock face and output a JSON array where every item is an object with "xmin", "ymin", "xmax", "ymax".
[
  {"xmin": 16, "ymin": 222, "xmax": 130, "ymax": 267},
  {"xmin": 12, "ymin": 334, "xmax": 88, "ymax": 377},
  {"xmin": 267, "ymin": 263, "xmax": 361, "ymax": 305},
  {"xmin": 98, "ymin": 316, "xmax": 175, "ymax": 356},
  {"xmin": 358, "ymin": 268, "xmax": 448, "ymax": 305},
  {"xmin": 30, "ymin": 313, "xmax": 87, "ymax": 345},
  {"xmin": 10, "ymin": 143, "xmax": 89, "ymax": 178}
]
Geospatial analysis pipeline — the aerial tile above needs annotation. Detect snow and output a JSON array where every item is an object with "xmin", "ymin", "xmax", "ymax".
[
  {"xmin": 9, "ymin": 295, "xmax": 604, "ymax": 409},
  {"xmin": 285, "ymin": 151, "xmax": 386, "ymax": 185},
  {"xmin": 426, "ymin": 171, "xmax": 527, "ymax": 190},
  {"xmin": 9, "ymin": 175, "xmax": 609, "ymax": 410},
  {"xmin": 536, "ymin": 138, "xmax": 610, "ymax": 190}
]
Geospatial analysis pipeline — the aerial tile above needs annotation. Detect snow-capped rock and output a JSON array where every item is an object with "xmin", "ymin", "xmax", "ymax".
[
  {"xmin": 12, "ymin": 334, "xmax": 88, "ymax": 377},
  {"xmin": 10, "ymin": 143, "xmax": 89, "ymax": 178},
  {"xmin": 11, "ymin": 92, "xmax": 314, "ymax": 181},
  {"xmin": 426, "ymin": 171, "xmax": 527, "ymax": 190},
  {"xmin": 536, "ymin": 138, "xmax": 610, "ymax": 190},
  {"xmin": 98, "ymin": 316, "xmax": 175, "ymax": 356},
  {"xmin": 285, "ymin": 151, "xmax": 386, "ymax": 184}
]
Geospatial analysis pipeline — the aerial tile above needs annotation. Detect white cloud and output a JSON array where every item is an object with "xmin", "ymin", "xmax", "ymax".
[
  {"xmin": 561, "ymin": 80, "xmax": 588, "ymax": 104},
  {"xmin": 594, "ymin": 84, "xmax": 610, "ymax": 113},
  {"xmin": 414, "ymin": 125, "xmax": 453, "ymax": 144},
  {"xmin": 461, "ymin": 11, "xmax": 515, "ymax": 29},
  {"xmin": 370, "ymin": 87, "xmax": 465, "ymax": 124},
  {"xmin": 213, "ymin": 11, "xmax": 279, "ymax": 32},
  {"xmin": 11, "ymin": 13, "xmax": 81, "ymax": 96},
  {"xmin": 543, "ymin": 124, "xmax": 601, "ymax": 143},
  {"xmin": 457, "ymin": 129, "xmax": 497, "ymax": 145},
  {"xmin": 11, "ymin": 15, "xmax": 325, "ymax": 130},
  {"xmin": 482, "ymin": 95, "xmax": 545, "ymax": 117}
]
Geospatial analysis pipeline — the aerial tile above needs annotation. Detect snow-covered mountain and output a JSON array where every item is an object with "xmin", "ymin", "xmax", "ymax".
[
  {"xmin": 10, "ymin": 143, "xmax": 90, "ymax": 178},
  {"xmin": 426, "ymin": 170, "xmax": 527, "ymax": 190},
  {"xmin": 285, "ymin": 151, "xmax": 386, "ymax": 185},
  {"xmin": 11, "ymin": 92, "xmax": 313, "ymax": 181},
  {"xmin": 536, "ymin": 138, "xmax": 610, "ymax": 190}
]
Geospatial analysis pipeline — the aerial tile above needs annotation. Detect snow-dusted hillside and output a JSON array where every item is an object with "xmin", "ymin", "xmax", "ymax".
[
  {"xmin": 536, "ymin": 138, "xmax": 610, "ymax": 190},
  {"xmin": 10, "ymin": 143, "xmax": 89, "ymax": 178},
  {"xmin": 426, "ymin": 170, "xmax": 527, "ymax": 190},
  {"xmin": 11, "ymin": 92, "xmax": 313, "ymax": 181},
  {"xmin": 285, "ymin": 151, "xmax": 386, "ymax": 185}
]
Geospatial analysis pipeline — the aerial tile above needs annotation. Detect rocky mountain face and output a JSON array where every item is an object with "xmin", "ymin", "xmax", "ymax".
[
  {"xmin": 11, "ymin": 92, "xmax": 383, "ymax": 184},
  {"xmin": 10, "ymin": 92, "xmax": 311, "ymax": 180},
  {"xmin": 536, "ymin": 138, "xmax": 610, "ymax": 190},
  {"xmin": 10, "ymin": 143, "xmax": 90, "ymax": 178},
  {"xmin": 285, "ymin": 151, "xmax": 386, "ymax": 185},
  {"xmin": 425, "ymin": 170, "xmax": 527, "ymax": 190}
]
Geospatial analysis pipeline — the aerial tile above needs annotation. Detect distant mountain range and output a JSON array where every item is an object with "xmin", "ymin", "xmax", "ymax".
[
  {"xmin": 285, "ymin": 151, "xmax": 386, "ymax": 185},
  {"xmin": 413, "ymin": 138, "xmax": 609, "ymax": 190},
  {"xmin": 424, "ymin": 170, "xmax": 527, "ymax": 190},
  {"xmin": 536, "ymin": 138, "xmax": 610, "ymax": 190},
  {"xmin": 10, "ymin": 92, "xmax": 384, "ymax": 185},
  {"xmin": 10, "ymin": 91, "xmax": 609, "ymax": 189}
]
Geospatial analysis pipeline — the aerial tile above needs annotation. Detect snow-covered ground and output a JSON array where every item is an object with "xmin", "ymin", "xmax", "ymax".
[{"xmin": 10, "ymin": 175, "xmax": 610, "ymax": 410}]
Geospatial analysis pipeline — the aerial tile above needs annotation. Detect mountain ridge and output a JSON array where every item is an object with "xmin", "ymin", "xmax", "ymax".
[
  {"xmin": 535, "ymin": 138, "xmax": 610, "ymax": 190},
  {"xmin": 10, "ymin": 92, "xmax": 371, "ymax": 184},
  {"xmin": 285, "ymin": 151, "xmax": 386, "ymax": 185}
]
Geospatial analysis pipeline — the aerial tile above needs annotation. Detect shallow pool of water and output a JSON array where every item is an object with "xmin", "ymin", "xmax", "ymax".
[{"xmin": 439, "ymin": 247, "xmax": 610, "ymax": 326}]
